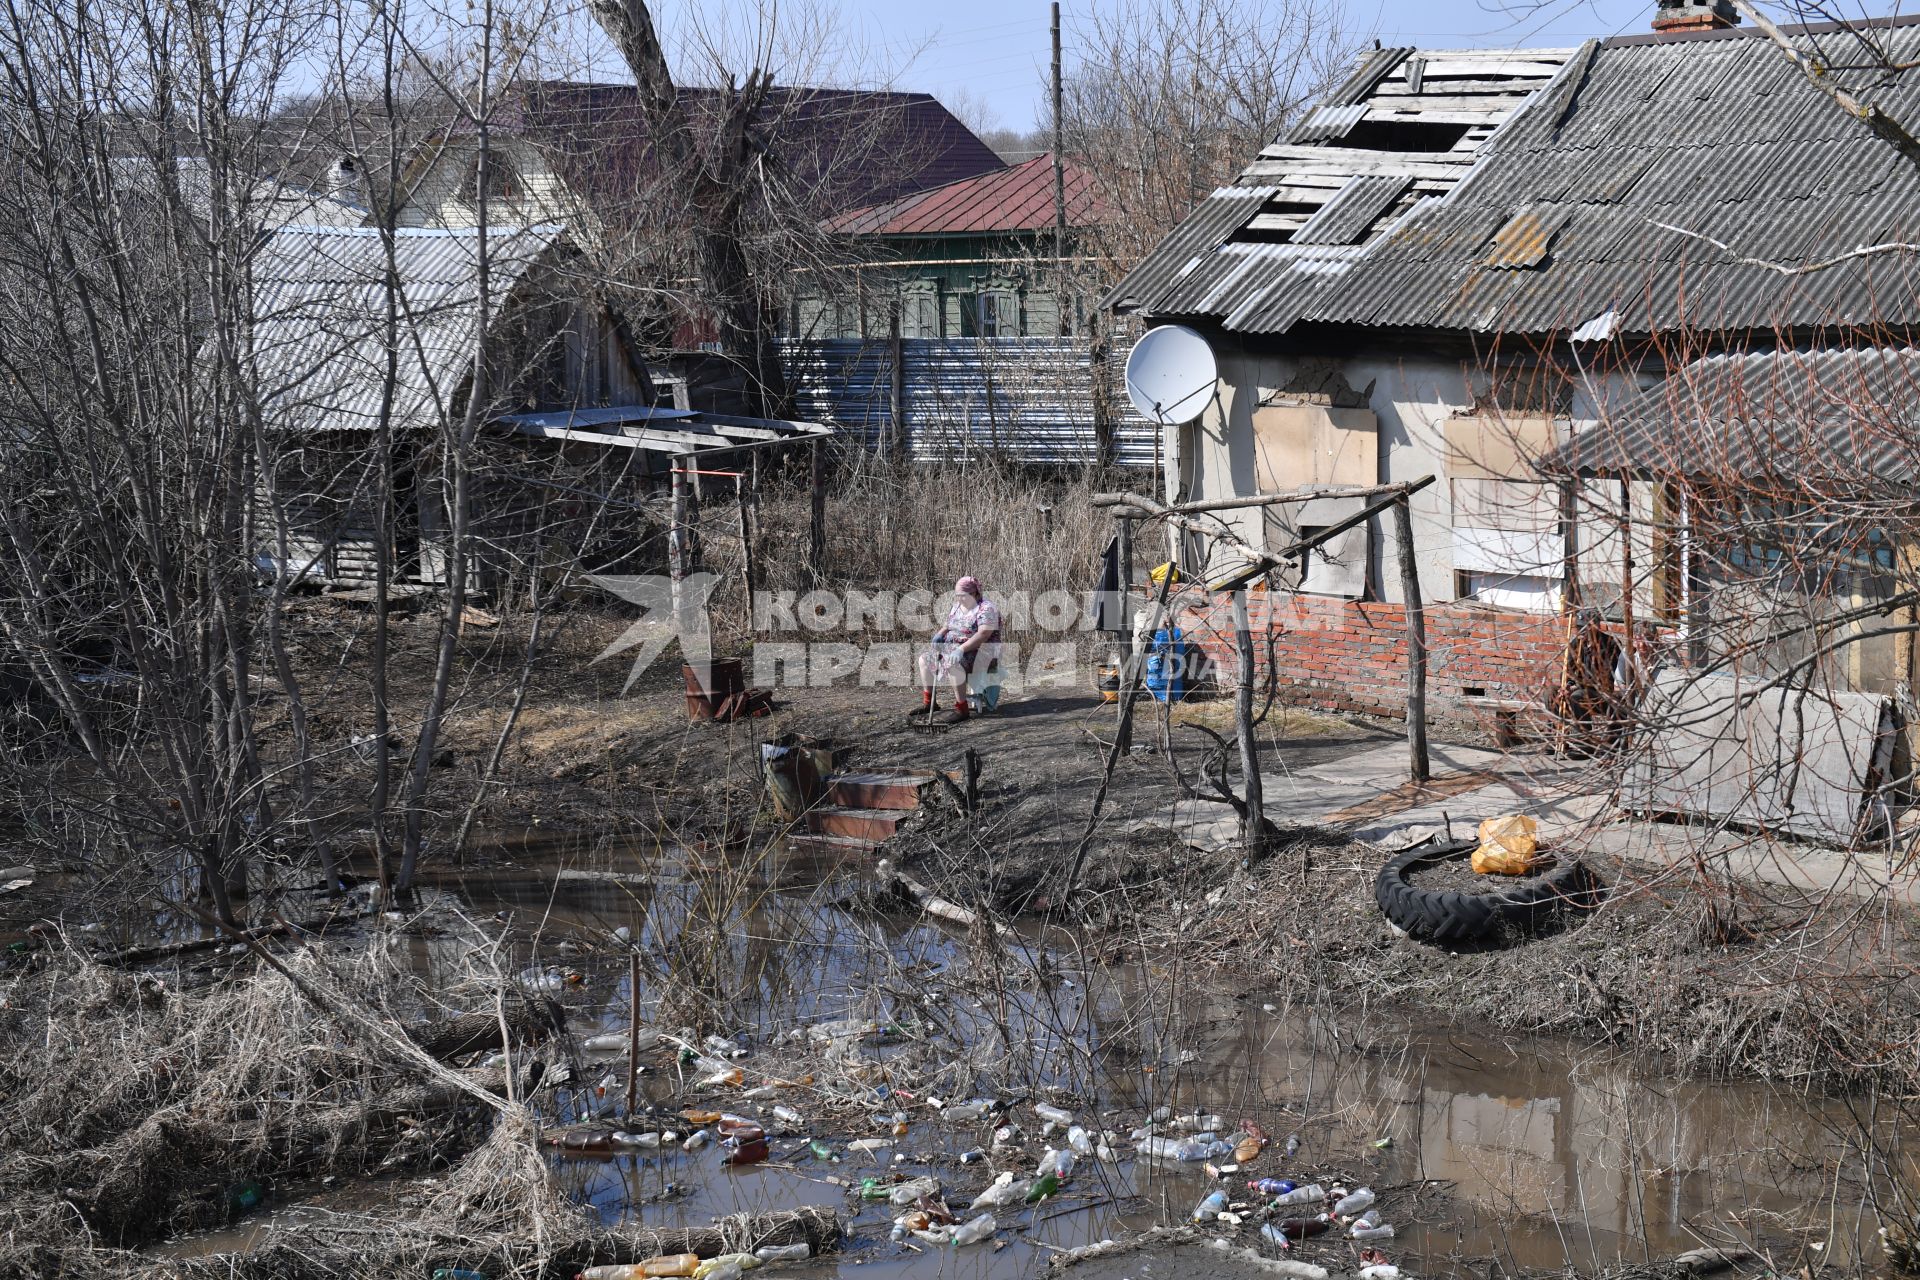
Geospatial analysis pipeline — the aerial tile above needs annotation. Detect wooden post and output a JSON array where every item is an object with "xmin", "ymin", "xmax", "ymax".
[
  {"xmin": 1392, "ymin": 495, "xmax": 1430, "ymax": 783},
  {"xmin": 1115, "ymin": 514, "xmax": 1134, "ymax": 752},
  {"xmin": 807, "ymin": 438, "xmax": 826, "ymax": 582},
  {"xmin": 669, "ymin": 458, "xmax": 689, "ymax": 636},
  {"xmin": 1618, "ymin": 477, "xmax": 1636, "ymax": 698},
  {"xmin": 963, "ymin": 747, "xmax": 981, "ymax": 814},
  {"xmin": 1559, "ymin": 479, "xmax": 1581, "ymax": 608},
  {"xmin": 623, "ymin": 950, "xmax": 641, "ymax": 1117},
  {"xmin": 1232, "ymin": 588, "xmax": 1266, "ymax": 853},
  {"xmin": 737, "ymin": 473, "xmax": 755, "ymax": 635}
]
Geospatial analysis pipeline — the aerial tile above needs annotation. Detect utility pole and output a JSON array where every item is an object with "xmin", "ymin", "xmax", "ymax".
[{"xmin": 1051, "ymin": 1, "xmax": 1068, "ymax": 331}]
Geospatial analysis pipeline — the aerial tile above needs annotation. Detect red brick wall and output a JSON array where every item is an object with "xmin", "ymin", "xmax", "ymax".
[{"xmin": 1174, "ymin": 594, "xmax": 1568, "ymax": 720}]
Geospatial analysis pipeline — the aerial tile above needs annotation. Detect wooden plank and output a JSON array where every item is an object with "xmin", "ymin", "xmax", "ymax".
[
  {"xmin": 1372, "ymin": 82, "xmax": 1553, "ymax": 99},
  {"xmin": 1407, "ymin": 56, "xmax": 1572, "ymax": 76},
  {"xmin": 1244, "ymin": 151, "xmax": 1474, "ymax": 181},
  {"xmin": 1246, "ymin": 213, "xmax": 1311, "ymax": 231},
  {"xmin": 1362, "ymin": 106, "xmax": 1511, "ymax": 125}
]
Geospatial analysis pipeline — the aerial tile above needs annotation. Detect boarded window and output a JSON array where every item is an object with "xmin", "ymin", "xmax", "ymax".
[{"xmin": 1447, "ymin": 414, "xmax": 1564, "ymax": 610}]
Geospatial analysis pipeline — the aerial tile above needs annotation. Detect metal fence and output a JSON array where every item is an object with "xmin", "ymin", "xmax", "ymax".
[{"xmin": 778, "ymin": 337, "xmax": 1158, "ymax": 468}]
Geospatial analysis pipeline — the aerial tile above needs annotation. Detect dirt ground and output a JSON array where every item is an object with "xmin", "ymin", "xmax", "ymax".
[{"xmin": 7, "ymin": 602, "xmax": 1919, "ymax": 1103}]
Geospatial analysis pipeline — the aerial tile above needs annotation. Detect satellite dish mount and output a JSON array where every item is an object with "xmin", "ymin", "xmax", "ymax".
[{"xmin": 1124, "ymin": 325, "xmax": 1218, "ymax": 425}]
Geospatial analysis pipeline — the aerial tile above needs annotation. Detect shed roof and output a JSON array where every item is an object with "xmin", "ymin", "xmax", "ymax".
[
  {"xmin": 1541, "ymin": 347, "xmax": 1920, "ymax": 484},
  {"xmin": 824, "ymin": 154, "xmax": 1109, "ymax": 236},
  {"xmin": 1112, "ymin": 17, "xmax": 1920, "ymax": 340},
  {"xmin": 251, "ymin": 223, "xmax": 564, "ymax": 433}
]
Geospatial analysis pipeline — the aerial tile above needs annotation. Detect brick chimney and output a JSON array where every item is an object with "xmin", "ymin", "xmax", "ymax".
[{"xmin": 1652, "ymin": 0, "xmax": 1739, "ymax": 32}]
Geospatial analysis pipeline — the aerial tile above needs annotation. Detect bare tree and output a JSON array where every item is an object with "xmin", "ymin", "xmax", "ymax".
[{"xmin": 1059, "ymin": 0, "xmax": 1366, "ymax": 275}]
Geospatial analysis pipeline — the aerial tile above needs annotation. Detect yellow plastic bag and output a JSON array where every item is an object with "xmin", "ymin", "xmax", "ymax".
[{"xmin": 1471, "ymin": 814, "xmax": 1539, "ymax": 876}]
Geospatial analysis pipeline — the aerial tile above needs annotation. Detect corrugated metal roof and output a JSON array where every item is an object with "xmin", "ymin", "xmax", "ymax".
[
  {"xmin": 825, "ymin": 155, "xmax": 1110, "ymax": 237},
  {"xmin": 1116, "ymin": 16, "xmax": 1920, "ymax": 338},
  {"xmin": 1541, "ymin": 346, "xmax": 1920, "ymax": 483},
  {"xmin": 1292, "ymin": 175, "xmax": 1412, "ymax": 245},
  {"xmin": 1108, "ymin": 41, "xmax": 1578, "ymax": 326},
  {"xmin": 251, "ymin": 224, "xmax": 564, "ymax": 433}
]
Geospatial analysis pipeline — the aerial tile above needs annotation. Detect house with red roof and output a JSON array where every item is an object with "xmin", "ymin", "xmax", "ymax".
[{"xmin": 790, "ymin": 153, "xmax": 1111, "ymax": 340}]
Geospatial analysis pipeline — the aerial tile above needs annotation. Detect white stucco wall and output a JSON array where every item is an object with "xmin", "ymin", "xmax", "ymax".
[{"xmin": 1171, "ymin": 344, "xmax": 1660, "ymax": 613}]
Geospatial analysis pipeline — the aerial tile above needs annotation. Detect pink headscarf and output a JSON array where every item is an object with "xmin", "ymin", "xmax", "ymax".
[{"xmin": 955, "ymin": 575, "xmax": 982, "ymax": 601}]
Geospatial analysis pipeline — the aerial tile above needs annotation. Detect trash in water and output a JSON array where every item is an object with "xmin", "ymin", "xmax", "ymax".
[{"xmin": 1192, "ymin": 1188, "xmax": 1229, "ymax": 1221}]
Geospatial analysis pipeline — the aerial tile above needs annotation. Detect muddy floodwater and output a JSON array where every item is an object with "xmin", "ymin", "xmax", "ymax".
[{"xmin": 168, "ymin": 839, "xmax": 1882, "ymax": 1276}]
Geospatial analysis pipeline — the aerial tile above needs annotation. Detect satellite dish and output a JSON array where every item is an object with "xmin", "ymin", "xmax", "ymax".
[{"xmin": 1125, "ymin": 325, "xmax": 1218, "ymax": 425}]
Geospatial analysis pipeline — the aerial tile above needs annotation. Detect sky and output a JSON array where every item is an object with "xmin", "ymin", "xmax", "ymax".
[{"xmin": 834, "ymin": 0, "xmax": 1656, "ymax": 133}]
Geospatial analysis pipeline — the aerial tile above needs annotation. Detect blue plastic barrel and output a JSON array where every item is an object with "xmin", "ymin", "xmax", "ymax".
[{"xmin": 1144, "ymin": 627, "xmax": 1188, "ymax": 702}]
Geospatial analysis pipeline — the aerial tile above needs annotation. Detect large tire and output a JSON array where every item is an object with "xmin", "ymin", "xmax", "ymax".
[{"xmin": 1373, "ymin": 837, "xmax": 1606, "ymax": 944}]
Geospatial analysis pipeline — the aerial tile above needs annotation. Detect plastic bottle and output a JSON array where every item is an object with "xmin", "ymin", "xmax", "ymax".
[
  {"xmin": 970, "ymin": 1174, "xmax": 1032, "ymax": 1209},
  {"xmin": 721, "ymin": 1136, "xmax": 768, "ymax": 1166},
  {"xmin": 1026, "ymin": 1171, "xmax": 1059, "ymax": 1203},
  {"xmin": 613, "ymin": 1131, "xmax": 662, "ymax": 1148},
  {"xmin": 1270, "ymin": 1183, "xmax": 1326, "ymax": 1208},
  {"xmin": 1358, "ymin": 1266, "xmax": 1401, "ymax": 1279},
  {"xmin": 642, "ymin": 1256, "xmax": 700, "ymax": 1278},
  {"xmin": 1173, "ymin": 1138, "xmax": 1210, "ymax": 1161},
  {"xmin": 859, "ymin": 1177, "xmax": 891, "ymax": 1200},
  {"xmin": 692, "ymin": 1256, "xmax": 754, "ymax": 1279},
  {"xmin": 846, "ymin": 1138, "xmax": 891, "ymax": 1153},
  {"xmin": 431, "ymin": 1270, "xmax": 488, "ymax": 1280},
  {"xmin": 1249, "ymin": 1178, "xmax": 1296, "ymax": 1196},
  {"xmin": 951, "ymin": 1213, "xmax": 997, "ymax": 1246},
  {"xmin": 959, "ymin": 1148, "xmax": 985, "ymax": 1164},
  {"xmin": 1334, "ymin": 1187, "xmax": 1376, "ymax": 1217},
  {"xmin": 889, "ymin": 1177, "xmax": 941, "ymax": 1205},
  {"xmin": 1177, "ymin": 1113, "xmax": 1225, "ymax": 1132},
  {"xmin": 772, "ymin": 1105, "xmax": 803, "ymax": 1126},
  {"xmin": 698, "ymin": 1266, "xmax": 741, "ymax": 1280},
  {"xmin": 808, "ymin": 1139, "xmax": 837, "ymax": 1162},
  {"xmin": 585, "ymin": 1031, "xmax": 660, "ymax": 1054},
  {"xmin": 1202, "ymin": 1139, "xmax": 1235, "ymax": 1160},
  {"xmin": 991, "ymin": 1124, "xmax": 1021, "ymax": 1147},
  {"xmin": 1284, "ymin": 1132, "xmax": 1301, "ymax": 1158},
  {"xmin": 1269, "ymin": 1216, "xmax": 1331, "ymax": 1240},
  {"xmin": 1136, "ymin": 1136, "xmax": 1184, "ymax": 1160},
  {"xmin": 1350, "ymin": 1224, "xmax": 1396, "ymax": 1242},
  {"xmin": 754, "ymin": 1243, "xmax": 810, "ymax": 1262},
  {"xmin": 1351, "ymin": 1208, "xmax": 1381, "ymax": 1230},
  {"xmin": 943, "ymin": 1100, "xmax": 993, "ymax": 1122},
  {"xmin": 1259, "ymin": 1224, "xmax": 1292, "ymax": 1251},
  {"xmin": 683, "ymin": 1129, "xmax": 712, "ymax": 1152},
  {"xmin": 1066, "ymin": 1126, "xmax": 1094, "ymax": 1156},
  {"xmin": 1192, "ymin": 1189, "xmax": 1229, "ymax": 1221},
  {"xmin": 1034, "ymin": 1103, "xmax": 1075, "ymax": 1125}
]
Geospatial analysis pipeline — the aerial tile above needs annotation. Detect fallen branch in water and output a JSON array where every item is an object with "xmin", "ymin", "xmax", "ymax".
[
  {"xmin": 133, "ymin": 1206, "xmax": 845, "ymax": 1280},
  {"xmin": 875, "ymin": 858, "xmax": 1016, "ymax": 938}
]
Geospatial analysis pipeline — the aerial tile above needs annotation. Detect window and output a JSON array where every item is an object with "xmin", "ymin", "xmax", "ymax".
[
  {"xmin": 965, "ymin": 287, "xmax": 1020, "ymax": 337},
  {"xmin": 901, "ymin": 284, "xmax": 941, "ymax": 338},
  {"xmin": 1451, "ymin": 477, "xmax": 1562, "ymax": 611},
  {"xmin": 1446, "ymin": 414, "xmax": 1565, "ymax": 612},
  {"xmin": 466, "ymin": 150, "xmax": 519, "ymax": 203}
]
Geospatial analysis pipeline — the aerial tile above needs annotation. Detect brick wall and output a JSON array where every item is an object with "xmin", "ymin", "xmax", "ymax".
[{"xmin": 1175, "ymin": 594, "xmax": 1568, "ymax": 720}]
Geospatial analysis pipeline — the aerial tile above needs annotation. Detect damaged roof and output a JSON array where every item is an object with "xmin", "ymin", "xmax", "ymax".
[
  {"xmin": 1542, "ymin": 346, "xmax": 1920, "ymax": 484},
  {"xmin": 1110, "ymin": 17, "xmax": 1920, "ymax": 340}
]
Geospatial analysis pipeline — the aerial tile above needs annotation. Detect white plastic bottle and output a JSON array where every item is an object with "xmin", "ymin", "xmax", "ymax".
[{"xmin": 951, "ymin": 1213, "xmax": 997, "ymax": 1246}]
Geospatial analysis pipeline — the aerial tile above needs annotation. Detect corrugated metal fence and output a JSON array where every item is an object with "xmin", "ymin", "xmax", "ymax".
[{"xmin": 779, "ymin": 337, "xmax": 1158, "ymax": 468}]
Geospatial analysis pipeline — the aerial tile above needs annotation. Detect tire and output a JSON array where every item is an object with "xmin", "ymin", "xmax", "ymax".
[{"xmin": 1373, "ymin": 837, "xmax": 1606, "ymax": 944}]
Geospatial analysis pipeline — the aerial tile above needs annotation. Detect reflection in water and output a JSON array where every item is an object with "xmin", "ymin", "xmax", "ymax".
[{"xmin": 364, "ymin": 841, "xmax": 1876, "ymax": 1279}]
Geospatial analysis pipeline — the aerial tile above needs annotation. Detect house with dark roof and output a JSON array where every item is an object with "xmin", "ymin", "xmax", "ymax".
[
  {"xmin": 1108, "ymin": 8, "xmax": 1920, "ymax": 717},
  {"xmin": 789, "ymin": 153, "xmax": 1111, "ymax": 339}
]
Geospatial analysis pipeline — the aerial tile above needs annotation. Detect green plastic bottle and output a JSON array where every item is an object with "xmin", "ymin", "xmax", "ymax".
[
  {"xmin": 860, "ymin": 1177, "xmax": 890, "ymax": 1200},
  {"xmin": 1025, "ymin": 1171, "xmax": 1059, "ymax": 1203},
  {"xmin": 809, "ymin": 1139, "xmax": 837, "ymax": 1162}
]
